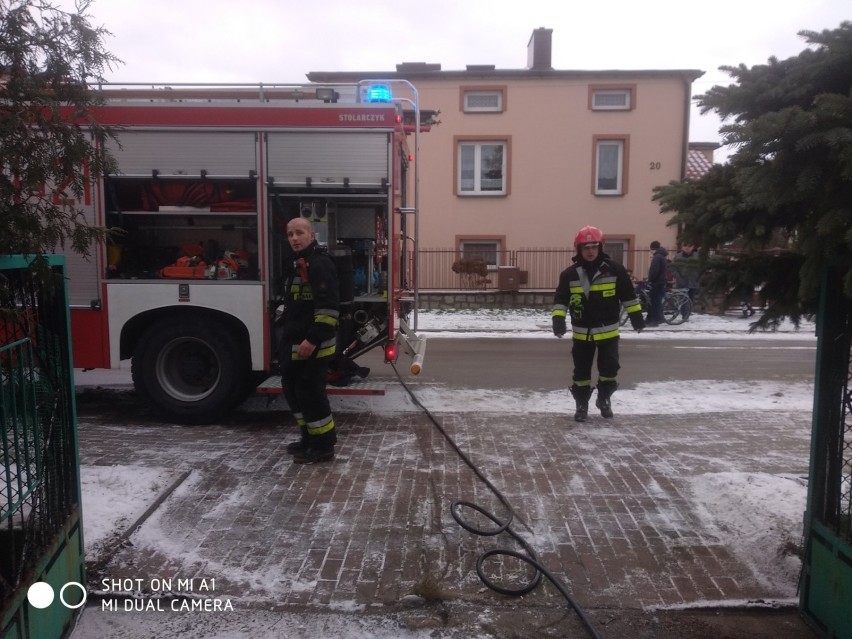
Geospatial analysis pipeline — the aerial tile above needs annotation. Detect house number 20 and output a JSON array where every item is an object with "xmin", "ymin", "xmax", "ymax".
[{"xmin": 649, "ymin": 162, "xmax": 661, "ymax": 170}]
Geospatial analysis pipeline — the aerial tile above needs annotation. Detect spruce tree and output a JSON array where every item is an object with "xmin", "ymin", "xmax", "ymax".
[
  {"xmin": 0, "ymin": 0, "xmax": 119, "ymax": 258},
  {"xmin": 653, "ymin": 22, "xmax": 852, "ymax": 327}
]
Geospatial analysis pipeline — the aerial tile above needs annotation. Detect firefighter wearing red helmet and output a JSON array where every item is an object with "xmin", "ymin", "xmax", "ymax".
[
  {"xmin": 552, "ymin": 226, "xmax": 644, "ymax": 421},
  {"xmin": 573, "ymin": 225, "xmax": 604, "ymax": 249}
]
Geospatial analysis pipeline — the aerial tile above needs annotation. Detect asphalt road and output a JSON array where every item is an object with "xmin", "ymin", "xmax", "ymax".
[{"xmin": 369, "ymin": 336, "xmax": 817, "ymax": 391}]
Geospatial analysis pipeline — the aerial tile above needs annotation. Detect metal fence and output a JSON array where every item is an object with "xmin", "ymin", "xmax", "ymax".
[
  {"xmin": 1, "ymin": 256, "xmax": 84, "ymax": 638},
  {"xmin": 799, "ymin": 266, "xmax": 852, "ymax": 637},
  {"xmin": 417, "ymin": 248, "xmax": 656, "ymax": 290}
]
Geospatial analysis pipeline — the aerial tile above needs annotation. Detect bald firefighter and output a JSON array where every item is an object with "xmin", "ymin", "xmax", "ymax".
[
  {"xmin": 552, "ymin": 226, "xmax": 645, "ymax": 421},
  {"xmin": 280, "ymin": 217, "xmax": 339, "ymax": 463}
]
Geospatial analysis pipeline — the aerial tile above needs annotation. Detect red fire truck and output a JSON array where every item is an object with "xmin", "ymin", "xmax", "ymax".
[{"xmin": 66, "ymin": 81, "xmax": 427, "ymax": 423}]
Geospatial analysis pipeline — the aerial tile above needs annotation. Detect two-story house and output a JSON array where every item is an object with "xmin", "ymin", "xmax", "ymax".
[{"xmin": 309, "ymin": 28, "xmax": 704, "ymax": 290}]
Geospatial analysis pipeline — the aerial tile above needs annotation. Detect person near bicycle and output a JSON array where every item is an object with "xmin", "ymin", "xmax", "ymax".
[
  {"xmin": 646, "ymin": 240, "xmax": 669, "ymax": 326},
  {"xmin": 552, "ymin": 226, "xmax": 645, "ymax": 422},
  {"xmin": 672, "ymin": 243, "xmax": 701, "ymax": 303}
]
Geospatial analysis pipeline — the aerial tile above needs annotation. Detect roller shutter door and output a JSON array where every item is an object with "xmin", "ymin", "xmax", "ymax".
[
  {"xmin": 106, "ymin": 131, "xmax": 257, "ymax": 178},
  {"xmin": 64, "ymin": 200, "xmax": 100, "ymax": 307},
  {"xmin": 266, "ymin": 132, "xmax": 389, "ymax": 188}
]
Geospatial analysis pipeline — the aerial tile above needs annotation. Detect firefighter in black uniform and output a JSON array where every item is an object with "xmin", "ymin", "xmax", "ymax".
[
  {"xmin": 552, "ymin": 226, "xmax": 645, "ymax": 421},
  {"xmin": 280, "ymin": 217, "xmax": 339, "ymax": 463}
]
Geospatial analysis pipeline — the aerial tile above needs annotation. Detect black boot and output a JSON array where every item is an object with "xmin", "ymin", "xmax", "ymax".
[
  {"xmin": 286, "ymin": 425, "xmax": 309, "ymax": 455},
  {"xmin": 569, "ymin": 384, "xmax": 593, "ymax": 422},
  {"xmin": 293, "ymin": 445, "xmax": 335, "ymax": 464},
  {"xmin": 293, "ymin": 432, "xmax": 336, "ymax": 464},
  {"xmin": 595, "ymin": 380, "xmax": 618, "ymax": 418}
]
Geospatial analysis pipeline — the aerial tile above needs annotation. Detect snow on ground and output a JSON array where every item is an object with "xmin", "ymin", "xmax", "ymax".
[
  {"xmin": 70, "ymin": 310, "xmax": 816, "ymax": 637},
  {"xmin": 72, "ymin": 608, "xmax": 443, "ymax": 639},
  {"xmin": 80, "ymin": 465, "xmax": 180, "ymax": 554},
  {"xmin": 365, "ymin": 378, "xmax": 814, "ymax": 416},
  {"xmin": 686, "ymin": 472, "xmax": 808, "ymax": 596},
  {"xmin": 413, "ymin": 307, "xmax": 816, "ymax": 339}
]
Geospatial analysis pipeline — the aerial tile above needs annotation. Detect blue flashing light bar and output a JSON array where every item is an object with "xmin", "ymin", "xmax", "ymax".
[{"xmin": 365, "ymin": 84, "xmax": 393, "ymax": 103}]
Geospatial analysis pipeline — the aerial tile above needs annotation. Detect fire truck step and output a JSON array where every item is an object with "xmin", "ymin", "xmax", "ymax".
[{"xmin": 257, "ymin": 376, "xmax": 386, "ymax": 396}]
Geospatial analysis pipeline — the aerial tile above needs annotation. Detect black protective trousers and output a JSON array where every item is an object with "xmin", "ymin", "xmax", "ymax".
[
  {"xmin": 571, "ymin": 337, "xmax": 620, "ymax": 383},
  {"xmin": 280, "ymin": 350, "xmax": 336, "ymax": 449},
  {"xmin": 648, "ymin": 283, "xmax": 666, "ymax": 323}
]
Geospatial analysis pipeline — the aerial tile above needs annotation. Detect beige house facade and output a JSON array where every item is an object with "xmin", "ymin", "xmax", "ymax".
[{"xmin": 309, "ymin": 28, "xmax": 705, "ymax": 289}]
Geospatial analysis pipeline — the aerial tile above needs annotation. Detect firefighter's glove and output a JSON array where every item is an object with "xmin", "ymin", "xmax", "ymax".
[
  {"xmin": 630, "ymin": 313, "xmax": 645, "ymax": 333},
  {"xmin": 552, "ymin": 315, "xmax": 567, "ymax": 338}
]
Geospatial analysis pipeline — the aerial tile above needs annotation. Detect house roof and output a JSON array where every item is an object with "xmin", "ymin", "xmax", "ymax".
[
  {"xmin": 686, "ymin": 148, "xmax": 715, "ymax": 180},
  {"xmin": 307, "ymin": 67, "xmax": 705, "ymax": 83}
]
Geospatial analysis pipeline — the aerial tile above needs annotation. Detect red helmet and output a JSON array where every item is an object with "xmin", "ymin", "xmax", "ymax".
[{"xmin": 574, "ymin": 226, "xmax": 604, "ymax": 249}]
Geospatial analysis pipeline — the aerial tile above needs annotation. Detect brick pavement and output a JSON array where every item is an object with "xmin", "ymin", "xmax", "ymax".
[{"xmin": 76, "ymin": 396, "xmax": 812, "ymax": 622}]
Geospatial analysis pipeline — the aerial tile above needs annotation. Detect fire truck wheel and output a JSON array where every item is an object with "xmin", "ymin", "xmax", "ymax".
[{"xmin": 132, "ymin": 318, "xmax": 247, "ymax": 424}]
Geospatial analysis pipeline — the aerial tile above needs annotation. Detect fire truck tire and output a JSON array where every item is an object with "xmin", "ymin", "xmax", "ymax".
[{"xmin": 132, "ymin": 318, "xmax": 247, "ymax": 424}]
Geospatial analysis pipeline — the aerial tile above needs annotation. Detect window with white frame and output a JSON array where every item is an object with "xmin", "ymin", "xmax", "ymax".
[
  {"xmin": 458, "ymin": 141, "xmax": 506, "ymax": 195},
  {"xmin": 463, "ymin": 90, "xmax": 503, "ymax": 113},
  {"xmin": 591, "ymin": 89, "xmax": 632, "ymax": 111},
  {"xmin": 595, "ymin": 139, "xmax": 624, "ymax": 195}
]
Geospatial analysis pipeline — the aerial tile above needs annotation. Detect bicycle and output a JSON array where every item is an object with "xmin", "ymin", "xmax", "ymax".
[
  {"xmin": 619, "ymin": 282, "xmax": 692, "ymax": 326},
  {"xmin": 663, "ymin": 288, "xmax": 692, "ymax": 325}
]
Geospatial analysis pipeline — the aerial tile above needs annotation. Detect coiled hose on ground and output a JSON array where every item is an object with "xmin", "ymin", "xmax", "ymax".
[{"xmin": 392, "ymin": 365, "xmax": 603, "ymax": 639}]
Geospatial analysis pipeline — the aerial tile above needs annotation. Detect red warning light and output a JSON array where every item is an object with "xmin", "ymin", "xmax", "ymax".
[
  {"xmin": 385, "ymin": 343, "xmax": 397, "ymax": 362},
  {"xmin": 408, "ymin": 154, "xmax": 414, "ymax": 162}
]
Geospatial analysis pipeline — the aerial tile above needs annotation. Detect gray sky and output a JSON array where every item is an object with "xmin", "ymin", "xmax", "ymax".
[{"xmin": 70, "ymin": 0, "xmax": 849, "ymax": 155}]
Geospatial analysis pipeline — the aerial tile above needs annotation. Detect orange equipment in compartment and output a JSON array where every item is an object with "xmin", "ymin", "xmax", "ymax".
[
  {"xmin": 160, "ymin": 255, "xmax": 209, "ymax": 279},
  {"xmin": 159, "ymin": 243, "xmax": 242, "ymax": 280}
]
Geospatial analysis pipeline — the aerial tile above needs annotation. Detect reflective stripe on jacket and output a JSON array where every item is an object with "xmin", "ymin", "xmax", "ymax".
[
  {"xmin": 553, "ymin": 254, "xmax": 641, "ymax": 341},
  {"xmin": 282, "ymin": 241, "xmax": 340, "ymax": 358}
]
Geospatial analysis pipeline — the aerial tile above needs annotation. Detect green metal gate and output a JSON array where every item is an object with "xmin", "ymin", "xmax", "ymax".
[
  {"xmin": 801, "ymin": 266, "xmax": 852, "ymax": 638},
  {"xmin": 0, "ymin": 255, "xmax": 85, "ymax": 639}
]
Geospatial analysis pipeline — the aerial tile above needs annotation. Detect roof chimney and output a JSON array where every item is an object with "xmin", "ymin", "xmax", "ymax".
[{"xmin": 527, "ymin": 28, "xmax": 553, "ymax": 70}]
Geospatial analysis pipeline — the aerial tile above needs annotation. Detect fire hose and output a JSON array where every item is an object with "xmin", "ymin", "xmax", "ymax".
[{"xmin": 391, "ymin": 363, "xmax": 603, "ymax": 639}]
